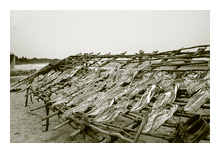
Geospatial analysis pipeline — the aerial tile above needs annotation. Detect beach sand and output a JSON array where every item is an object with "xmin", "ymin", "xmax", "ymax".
[{"xmin": 10, "ymin": 86, "xmax": 99, "ymax": 143}]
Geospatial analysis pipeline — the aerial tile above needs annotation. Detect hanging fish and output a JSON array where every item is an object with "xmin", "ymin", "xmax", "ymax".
[
  {"xmin": 130, "ymin": 85, "xmax": 158, "ymax": 112},
  {"xmin": 152, "ymin": 83, "xmax": 179, "ymax": 109},
  {"xmin": 184, "ymin": 89, "xmax": 210, "ymax": 112},
  {"xmin": 142, "ymin": 104, "xmax": 178, "ymax": 133}
]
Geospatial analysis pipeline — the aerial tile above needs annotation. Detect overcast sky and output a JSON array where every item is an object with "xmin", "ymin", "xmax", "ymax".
[{"xmin": 10, "ymin": 10, "xmax": 210, "ymax": 59}]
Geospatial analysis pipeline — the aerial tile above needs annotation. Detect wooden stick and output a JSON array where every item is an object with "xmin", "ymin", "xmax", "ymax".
[
  {"xmin": 133, "ymin": 112, "xmax": 149, "ymax": 142},
  {"xmin": 70, "ymin": 129, "xmax": 81, "ymax": 138},
  {"xmin": 157, "ymin": 45, "xmax": 210, "ymax": 55},
  {"xmin": 89, "ymin": 123, "xmax": 133, "ymax": 143},
  {"xmin": 93, "ymin": 122, "xmax": 134, "ymax": 139},
  {"xmin": 53, "ymin": 119, "xmax": 70, "ymax": 131},
  {"xmin": 174, "ymin": 112, "xmax": 210, "ymax": 118},
  {"xmin": 174, "ymin": 101, "xmax": 210, "ymax": 109},
  {"xmin": 25, "ymin": 87, "xmax": 29, "ymax": 107},
  {"xmin": 30, "ymin": 92, "xmax": 33, "ymax": 104},
  {"xmin": 30, "ymin": 104, "xmax": 46, "ymax": 111},
  {"xmin": 42, "ymin": 111, "xmax": 59, "ymax": 121},
  {"xmin": 67, "ymin": 45, "xmax": 210, "ymax": 59},
  {"xmin": 45, "ymin": 106, "xmax": 50, "ymax": 131},
  {"xmin": 151, "ymin": 62, "xmax": 208, "ymax": 67},
  {"xmin": 144, "ymin": 69, "xmax": 209, "ymax": 72},
  {"xmin": 65, "ymin": 114, "xmax": 133, "ymax": 142}
]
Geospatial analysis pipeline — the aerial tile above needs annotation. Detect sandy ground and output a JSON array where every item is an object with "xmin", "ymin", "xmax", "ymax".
[{"xmin": 10, "ymin": 87, "xmax": 99, "ymax": 143}]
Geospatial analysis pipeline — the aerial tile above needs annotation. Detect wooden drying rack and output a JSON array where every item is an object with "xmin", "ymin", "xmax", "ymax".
[{"xmin": 12, "ymin": 45, "xmax": 210, "ymax": 143}]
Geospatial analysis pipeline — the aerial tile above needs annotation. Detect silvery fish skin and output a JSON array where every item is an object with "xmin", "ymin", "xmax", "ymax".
[
  {"xmin": 105, "ymin": 100, "xmax": 131, "ymax": 123},
  {"xmin": 95, "ymin": 81, "xmax": 107, "ymax": 91},
  {"xmin": 67, "ymin": 90, "xmax": 92, "ymax": 107},
  {"xmin": 70, "ymin": 92, "xmax": 101, "ymax": 113},
  {"xmin": 130, "ymin": 85, "xmax": 157, "ymax": 112},
  {"xmin": 142, "ymin": 104, "xmax": 178, "ymax": 133},
  {"xmin": 94, "ymin": 106, "xmax": 117, "ymax": 122},
  {"xmin": 31, "ymin": 70, "xmax": 56, "ymax": 89},
  {"xmin": 152, "ymin": 83, "xmax": 179, "ymax": 109},
  {"xmin": 158, "ymin": 79, "xmax": 175, "ymax": 91},
  {"xmin": 186, "ymin": 80, "xmax": 209, "ymax": 95},
  {"xmin": 95, "ymin": 95, "xmax": 131, "ymax": 123},
  {"xmin": 50, "ymin": 69, "xmax": 76, "ymax": 85},
  {"xmin": 184, "ymin": 89, "xmax": 210, "ymax": 112},
  {"xmin": 61, "ymin": 107, "xmax": 75, "ymax": 120},
  {"xmin": 87, "ymin": 87, "xmax": 123, "ymax": 116},
  {"xmin": 100, "ymin": 107, "xmax": 123, "ymax": 123},
  {"xmin": 105, "ymin": 81, "xmax": 116, "ymax": 89},
  {"xmin": 109, "ymin": 88, "xmax": 128, "ymax": 106},
  {"xmin": 94, "ymin": 99, "xmax": 130, "ymax": 123},
  {"xmin": 127, "ymin": 87, "xmax": 143, "ymax": 99},
  {"xmin": 86, "ymin": 99, "xmax": 112, "ymax": 116},
  {"xmin": 51, "ymin": 95, "xmax": 70, "ymax": 108}
]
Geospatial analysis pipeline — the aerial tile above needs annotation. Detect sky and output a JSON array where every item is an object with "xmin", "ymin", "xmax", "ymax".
[{"xmin": 10, "ymin": 10, "xmax": 210, "ymax": 59}]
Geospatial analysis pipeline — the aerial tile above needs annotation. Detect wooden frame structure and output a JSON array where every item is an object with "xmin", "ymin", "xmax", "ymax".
[{"xmin": 11, "ymin": 45, "xmax": 210, "ymax": 143}]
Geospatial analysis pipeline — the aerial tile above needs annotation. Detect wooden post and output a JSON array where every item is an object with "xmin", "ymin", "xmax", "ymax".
[
  {"xmin": 25, "ymin": 87, "xmax": 29, "ymax": 107},
  {"xmin": 30, "ymin": 92, "xmax": 33, "ymax": 104},
  {"xmin": 45, "ymin": 105, "xmax": 50, "ymax": 131},
  {"xmin": 133, "ymin": 112, "xmax": 149, "ymax": 143}
]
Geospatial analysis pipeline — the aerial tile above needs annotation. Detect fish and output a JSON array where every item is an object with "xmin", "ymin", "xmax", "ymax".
[
  {"xmin": 184, "ymin": 89, "xmax": 210, "ymax": 112},
  {"xmin": 94, "ymin": 106, "xmax": 117, "ymax": 122},
  {"xmin": 152, "ymin": 83, "xmax": 179, "ymax": 109},
  {"xmin": 94, "ymin": 98, "xmax": 131, "ymax": 123},
  {"xmin": 186, "ymin": 80, "xmax": 209, "ymax": 95},
  {"xmin": 130, "ymin": 85, "xmax": 158, "ymax": 112},
  {"xmin": 86, "ymin": 86, "xmax": 123, "ymax": 116},
  {"xmin": 142, "ymin": 104, "xmax": 178, "ymax": 133},
  {"xmin": 51, "ymin": 95, "xmax": 70, "ymax": 108}
]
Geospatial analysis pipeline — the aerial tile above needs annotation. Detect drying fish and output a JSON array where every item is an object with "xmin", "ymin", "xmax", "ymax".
[
  {"xmin": 186, "ymin": 79, "xmax": 209, "ymax": 95},
  {"xmin": 94, "ymin": 106, "xmax": 117, "ymax": 122},
  {"xmin": 184, "ymin": 89, "xmax": 210, "ymax": 112},
  {"xmin": 130, "ymin": 85, "xmax": 158, "ymax": 112},
  {"xmin": 152, "ymin": 83, "xmax": 179, "ymax": 109},
  {"xmin": 142, "ymin": 104, "xmax": 178, "ymax": 133}
]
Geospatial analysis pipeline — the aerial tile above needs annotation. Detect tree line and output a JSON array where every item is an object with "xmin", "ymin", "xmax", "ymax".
[{"xmin": 14, "ymin": 56, "xmax": 60, "ymax": 65}]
